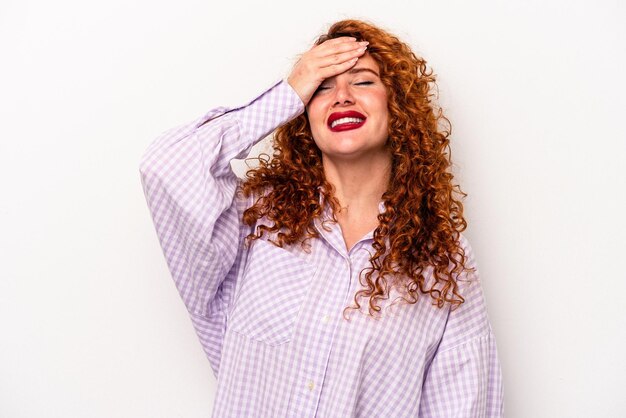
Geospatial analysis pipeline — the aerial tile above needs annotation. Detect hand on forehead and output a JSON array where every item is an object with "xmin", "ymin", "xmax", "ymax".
[{"xmin": 287, "ymin": 36, "xmax": 369, "ymax": 106}]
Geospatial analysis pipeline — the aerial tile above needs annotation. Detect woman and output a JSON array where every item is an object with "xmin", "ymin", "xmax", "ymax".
[{"xmin": 140, "ymin": 19, "xmax": 503, "ymax": 417}]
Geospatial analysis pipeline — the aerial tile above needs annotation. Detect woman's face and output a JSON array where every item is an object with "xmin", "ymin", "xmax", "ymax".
[{"xmin": 306, "ymin": 53, "xmax": 389, "ymax": 162}]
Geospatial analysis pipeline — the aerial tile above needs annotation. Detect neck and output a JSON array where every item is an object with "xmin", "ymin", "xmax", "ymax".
[{"xmin": 322, "ymin": 151, "xmax": 392, "ymax": 212}]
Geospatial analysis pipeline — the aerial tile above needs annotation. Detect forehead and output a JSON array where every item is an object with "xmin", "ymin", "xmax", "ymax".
[{"xmin": 347, "ymin": 53, "xmax": 380, "ymax": 75}]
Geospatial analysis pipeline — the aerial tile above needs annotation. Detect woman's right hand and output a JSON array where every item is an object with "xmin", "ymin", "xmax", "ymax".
[{"xmin": 287, "ymin": 37, "xmax": 369, "ymax": 106}]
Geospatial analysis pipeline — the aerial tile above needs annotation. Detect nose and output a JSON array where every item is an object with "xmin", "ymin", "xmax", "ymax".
[{"xmin": 333, "ymin": 83, "xmax": 355, "ymax": 107}]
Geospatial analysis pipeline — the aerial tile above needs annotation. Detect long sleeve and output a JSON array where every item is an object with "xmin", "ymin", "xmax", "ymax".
[
  {"xmin": 419, "ymin": 237, "xmax": 504, "ymax": 417},
  {"xmin": 138, "ymin": 80, "xmax": 304, "ymax": 375}
]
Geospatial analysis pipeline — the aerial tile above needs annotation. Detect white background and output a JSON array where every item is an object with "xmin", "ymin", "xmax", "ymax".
[{"xmin": 1, "ymin": 0, "xmax": 625, "ymax": 416}]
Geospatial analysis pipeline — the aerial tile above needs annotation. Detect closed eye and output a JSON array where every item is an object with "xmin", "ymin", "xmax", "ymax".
[
  {"xmin": 355, "ymin": 81, "xmax": 374, "ymax": 86},
  {"xmin": 315, "ymin": 85, "xmax": 332, "ymax": 93}
]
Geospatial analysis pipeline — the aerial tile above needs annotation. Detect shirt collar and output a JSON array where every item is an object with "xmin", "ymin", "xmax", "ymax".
[{"xmin": 313, "ymin": 188, "xmax": 386, "ymax": 253}]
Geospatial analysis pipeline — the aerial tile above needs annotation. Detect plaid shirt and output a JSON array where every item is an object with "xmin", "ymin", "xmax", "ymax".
[{"xmin": 139, "ymin": 80, "xmax": 503, "ymax": 417}]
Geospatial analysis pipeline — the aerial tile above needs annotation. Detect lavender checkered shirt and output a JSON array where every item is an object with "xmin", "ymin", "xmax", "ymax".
[{"xmin": 139, "ymin": 80, "xmax": 503, "ymax": 417}]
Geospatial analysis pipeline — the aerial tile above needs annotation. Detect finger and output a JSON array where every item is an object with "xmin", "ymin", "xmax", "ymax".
[
  {"xmin": 314, "ymin": 39, "xmax": 366, "ymax": 57},
  {"xmin": 318, "ymin": 57, "xmax": 360, "ymax": 79},
  {"xmin": 317, "ymin": 45, "xmax": 367, "ymax": 68},
  {"xmin": 319, "ymin": 36, "xmax": 358, "ymax": 47},
  {"xmin": 307, "ymin": 36, "xmax": 356, "ymax": 52}
]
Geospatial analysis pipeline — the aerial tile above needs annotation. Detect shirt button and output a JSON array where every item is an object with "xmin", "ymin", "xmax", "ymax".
[
  {"xmin": 307, "ymin": 380, "xmax": 315, "ymax": 391},
  {"xmin": 322, "ymin": 314, "xmax": 331, "ymax": 324}
]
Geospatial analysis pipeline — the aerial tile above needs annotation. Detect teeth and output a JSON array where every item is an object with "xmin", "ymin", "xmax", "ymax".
[{"xmin": 331, "ymin": 117, "xmax": 364, "ymax": 128}]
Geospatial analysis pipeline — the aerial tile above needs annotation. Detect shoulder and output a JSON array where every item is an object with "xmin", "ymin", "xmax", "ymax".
[{"xmin": 456, "ymin": 233, "xmax": 479, "ymax": 280}]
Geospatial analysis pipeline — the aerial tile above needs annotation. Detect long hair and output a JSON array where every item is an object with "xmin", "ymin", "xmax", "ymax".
[{"xmin": 241, "ymin": 19, "xmax": 471, "ymax": 317}]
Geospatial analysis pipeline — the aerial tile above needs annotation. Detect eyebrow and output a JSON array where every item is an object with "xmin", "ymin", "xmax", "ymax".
[{"xmin": 347, "ymin": 67, "xmax": 380, "ymax": 77}]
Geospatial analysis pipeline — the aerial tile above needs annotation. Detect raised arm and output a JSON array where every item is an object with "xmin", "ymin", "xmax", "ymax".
[{"xmin": 138, "ymin": 80, "xmax": 303, "ymax": 374}]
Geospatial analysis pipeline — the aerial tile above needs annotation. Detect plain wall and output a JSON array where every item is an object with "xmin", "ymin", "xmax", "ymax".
[{"xmin": 1, "ymin": 0, "xmax": 625, "ymax": 416}]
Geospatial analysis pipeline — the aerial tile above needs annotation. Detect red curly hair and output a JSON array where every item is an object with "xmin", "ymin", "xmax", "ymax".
[{"xmin": 241, "ymin": 19, "xmax": 471, "ymax": 317}]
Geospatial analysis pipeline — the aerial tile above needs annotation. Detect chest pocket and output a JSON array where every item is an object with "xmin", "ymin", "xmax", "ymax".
[{"xmin": 227, "ymin": 239, "xmax": 317, "ymax": 346}]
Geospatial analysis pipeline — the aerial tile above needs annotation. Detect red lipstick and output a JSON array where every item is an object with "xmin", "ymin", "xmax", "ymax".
[{"xmin": 327, "ymin": 111, "xmax": 367, "ymax": 132}]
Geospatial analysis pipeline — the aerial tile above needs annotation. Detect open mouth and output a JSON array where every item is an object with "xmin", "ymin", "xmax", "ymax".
[{"xmin": 327, "ymin": 111, "xmax": 367, "ymax": 132}]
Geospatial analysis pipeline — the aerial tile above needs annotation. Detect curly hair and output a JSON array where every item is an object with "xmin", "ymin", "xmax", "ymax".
[{"xmin": 241, "ymin": 19, "xmax": 471, "ymax": 318}]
